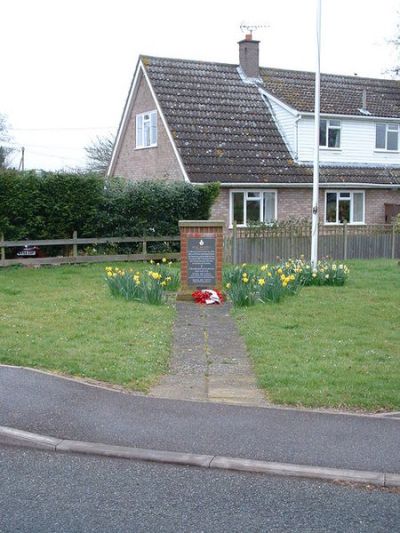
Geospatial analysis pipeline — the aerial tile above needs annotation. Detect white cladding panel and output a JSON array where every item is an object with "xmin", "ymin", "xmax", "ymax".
[
  {"xmin": 268, "ymin": 99, "xmax": 296, "ymax": 156},
  {"xmin": 298, "ymin": 116, "xmax": 400, "ymax": 165}
]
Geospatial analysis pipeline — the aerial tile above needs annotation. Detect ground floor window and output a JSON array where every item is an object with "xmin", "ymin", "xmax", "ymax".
[
  {"xmin": 230, "ymin": 190, "xmax": 277, "ymax": 227},
  {"xmin": 325, "ymin": 191, "xmax": 365, "ymax": 224}
]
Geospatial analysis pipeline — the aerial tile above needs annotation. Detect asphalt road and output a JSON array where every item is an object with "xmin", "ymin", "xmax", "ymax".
[
  {"xmin": 1, "ymin": 445, "xmax": 399, "ymax": 533},
  {"xmin": 1, "ymin": 366, "xmax": 399, "ymax": 473}
]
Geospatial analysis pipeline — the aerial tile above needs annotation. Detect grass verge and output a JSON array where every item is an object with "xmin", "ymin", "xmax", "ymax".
[
  {"xmin": 0, "ymin": 263, "xmax": 175, "ymax": 391},
  {"xmin": 232, "ymin": 259, "xmax": 400, "ymax": 411}
]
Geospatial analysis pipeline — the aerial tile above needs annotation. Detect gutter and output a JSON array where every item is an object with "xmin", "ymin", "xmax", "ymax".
[{"xmin": 215, "ymin": 182, "xmax": 400, "ymax": 189}]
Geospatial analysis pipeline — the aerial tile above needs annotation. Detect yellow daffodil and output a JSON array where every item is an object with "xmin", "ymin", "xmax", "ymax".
[
  {"xmin": 258, "ymin": 278, "xmax": 266, "ymax": 286},
  {"xmin": 226, "ymin": 282, "xmax": 231, "ymax": 289},
  {"xmin": 162, "ymin": 257, "xmax": 167, "ymax": 263}
]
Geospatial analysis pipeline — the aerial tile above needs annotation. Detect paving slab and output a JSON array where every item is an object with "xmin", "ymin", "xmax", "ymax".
[{"xmin": 149, "ymin": 302, "xmax": 268, "ymax": 407}]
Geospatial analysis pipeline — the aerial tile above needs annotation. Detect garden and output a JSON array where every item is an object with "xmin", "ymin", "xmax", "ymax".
[{"xmin": 0, "ymin": 258, "xmax": 399, "ymax": 410}]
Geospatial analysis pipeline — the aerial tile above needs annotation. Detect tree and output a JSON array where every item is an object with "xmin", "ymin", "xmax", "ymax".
[
  {"xmin": 84, "ymin": 134, "xmax": 115, "ymax": 174},
  {"xmin": 0, "ymin": 114, "xmax": 15, "ymax": 169}
]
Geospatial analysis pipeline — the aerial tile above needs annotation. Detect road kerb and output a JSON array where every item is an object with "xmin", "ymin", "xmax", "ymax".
[
  {"xmin": 56, "ymin": 439, "xmax": 213, "ymax": 468},
  {"xmin": 209, "ymin": 456, "xmax": 385, "ymax": 485},
  {"xmin": 384, "ymin": 473, "xmax": 400, "ymax": 488},
  {"xmin": 0, "ymin": 425, "xmax": 398, "ymax": 487},
  {"xmin": 0, "ymin": 426, "xmax": 63, "ymax": 451}
]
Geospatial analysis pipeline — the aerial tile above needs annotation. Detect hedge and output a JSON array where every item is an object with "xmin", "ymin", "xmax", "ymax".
[{"xmin": 0, "ymin": 170, "xmax": 220, "ymax": 240}]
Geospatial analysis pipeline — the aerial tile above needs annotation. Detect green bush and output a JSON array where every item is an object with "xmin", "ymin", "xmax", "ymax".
[{"xmin": 0, "ymin": 170, "xmax": 219, "ymax": 241}]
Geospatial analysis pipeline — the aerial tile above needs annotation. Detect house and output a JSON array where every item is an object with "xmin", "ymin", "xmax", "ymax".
[{"xmin": 107, "ymin": 35, "xmax": 400, "ymax": 229}]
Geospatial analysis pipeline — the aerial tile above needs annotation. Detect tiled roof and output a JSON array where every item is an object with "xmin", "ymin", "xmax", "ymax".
[
  {"xmin": 261, "ymin": 67, "xmax": 400, "ymax": 118},
  {"xmin": 143, "ymin": 56, "xmax": 400, "ymax": 186}
]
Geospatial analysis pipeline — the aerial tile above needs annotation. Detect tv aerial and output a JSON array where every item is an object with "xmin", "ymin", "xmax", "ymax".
[{"xmin": 240, "ymin": 23, "xmax": 269, "ymax": 39}]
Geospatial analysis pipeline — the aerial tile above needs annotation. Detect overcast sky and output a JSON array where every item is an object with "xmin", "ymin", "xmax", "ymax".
[{"xmin": 1, "ymin": 0, "xmax": 400, "ymax": 171}]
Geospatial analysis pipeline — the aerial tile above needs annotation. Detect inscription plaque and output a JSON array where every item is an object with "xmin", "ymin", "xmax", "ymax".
[{"xmin": 187, "ymin": 236, "xmax": 216, "ymax": 287}]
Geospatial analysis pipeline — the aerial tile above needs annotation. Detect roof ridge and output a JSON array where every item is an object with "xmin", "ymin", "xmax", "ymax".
[
  {"xmin": 140, "ymin": 54, "xmax": 238, "ymax": 69},
  {"xmin": 140, "ymin": 54, "xmax": 399, "ymax": 84},
  {"xmin": 260, "ymin": 65, "xmax": 399, "ymax": 84}
]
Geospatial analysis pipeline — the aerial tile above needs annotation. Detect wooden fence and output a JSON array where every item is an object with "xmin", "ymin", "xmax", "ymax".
[
  {"xmin": 0, "ymin": 232, "xmax": 181, "ymax": 267},
  {"xmin": 2, "ymin": 223, "xmax": 399, "ymax": 268},
  {"xmin": 225, "ymin": 223, "xmax": 400, "ymax": 264}
]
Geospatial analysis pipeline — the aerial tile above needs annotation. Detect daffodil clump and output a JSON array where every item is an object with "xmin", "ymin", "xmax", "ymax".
[
  {"xmin": 104, "ymin": 259, "xmax": 179, "ymax": 305},
  {"xmin": 223, "ymin": 258, "xmax": 350, "ymax": 307},
  {"xmin": 277, "ymin": 257, "xmax": 350, "ymax": 287},
  {"xmin": 148, "ymin": 258, "xmax": 180, "ymax": 291}
]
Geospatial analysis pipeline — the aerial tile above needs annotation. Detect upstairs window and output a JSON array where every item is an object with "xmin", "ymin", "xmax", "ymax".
[
  {"xmin": 375, "ymin": 123, "xmax": 399, "ymax": 151},
  {"xmin": 230, "ymin": 190, "xmax": 276, "ymax": 227},
  {"xmin": 325, "ymin": 191, "xmax": 364, "ymax": 224},
  {"xmin": 320, "ymin": 119, "xmax": 341, "ymax": 148},
  {"xmin": 136, "ymin": 110, "xmax": 157, "ymax": 148}
]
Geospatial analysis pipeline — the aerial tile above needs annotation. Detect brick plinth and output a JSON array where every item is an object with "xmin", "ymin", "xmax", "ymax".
[{"xmin": 178, "ymin": 220, "xmax": 224, "ymax": 300}]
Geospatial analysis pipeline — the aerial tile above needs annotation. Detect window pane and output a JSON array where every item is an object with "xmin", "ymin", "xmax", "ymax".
[
  {"xmin": 328, "ymin": 127, "xmax": 340, "ymax": 148},
  {"xmin": 263, "ymin": 192, "xmax": 275, "ymax": 222},
  {"xmin": 150, "ymin": 112, "xmax": 157, "ymax": 145},
  {"xmin": 319, "ymin": 119, "xmax": 327, "ymax": 146},
  {"xmin": 247, "ymin": 192, "xmax": 260, "ymax": 198},
  {"xmin": 338, "ymin": 200, "xmax": 350, "ymax": 223},
  {"xmin": 330, "ymin": 120, "xmax": 340, "ymax": 127},
  {"xmin": 246, "ymin": 200, "xmax": 261, "ymax": 223},
  {"xmin": 353, "ymin": 193, "xmax": 364, "ymax": 222},
  {"xmin": 136, "ymin": 115, "xmax": 143, "ymax": 147},
  {"xmin": 326, "ymin": 193, "xmax": 337, "ymax": 223},
  {"xmin": 339, "ymin": 192, "xmax": 350, "ymax": 198},
  {"xmin": 143, "ymin": 121, "xmax": 150, "ymax": 146},
  {"xmin": 376, "ymin": 124, "xmax": 386, "ymax": 149},
  {"xmin": 387, "ymin": 130, "xmax": 398, "ymax": 150},
  {"xmin": 233, "ymin": 193, "xmax": 244, "ymax": 225}
]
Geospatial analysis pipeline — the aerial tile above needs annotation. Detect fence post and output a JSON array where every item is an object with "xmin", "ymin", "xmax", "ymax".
[
  {"xmin": 392, "ymin": 223, "xmax": 396, "ymax": 260},
  {"xmin": 232, "ymin": 221, "xmax": 237, "ymax": 265},
  {"xmin": 343, "ymin": 221, "xmax": 348, "ymax": 260},
  {"xmin": 142, "ymin": 237, "xmax": 147, "ymax": 261},
  {"xmin": 1, "ymin": 233, "xmax": 5, "ymax": 266},
  {"xmin": 72, "ymin": 231, "xmax": 78, "ymax": 257}
]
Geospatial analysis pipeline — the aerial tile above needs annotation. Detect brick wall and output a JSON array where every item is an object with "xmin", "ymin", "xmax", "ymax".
[
  {"xmin": 209, "ymin": 187, "xmax": 400, "ymax": 230},
  {"xmin": 112, "ymin": 73, "xmax": 185, "ymax": 182}
]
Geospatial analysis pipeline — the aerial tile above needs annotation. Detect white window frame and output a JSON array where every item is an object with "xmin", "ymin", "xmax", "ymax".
[
  {"xmin": 135, "ymin": 110, "xmax": 157, "ymax": 149},
  {"xmin": 375, "ymin": 123, "xmax": 399, "ymax": 152},
  {"xmin": 324, "ymin": 190, "xmax": 365, "ymax": 225},
  {"xmin": 319, "ymin": 119, "xmax": 341, "ymax": 149},
  {"xmin": 229, "ymin": 189, "xmax": 277, "ymax": 228}
]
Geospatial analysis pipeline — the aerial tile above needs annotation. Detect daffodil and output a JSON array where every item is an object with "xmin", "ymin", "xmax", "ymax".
[{"xmin": 258, "ymin": 278, "xmax": 266, "ymax": 286}]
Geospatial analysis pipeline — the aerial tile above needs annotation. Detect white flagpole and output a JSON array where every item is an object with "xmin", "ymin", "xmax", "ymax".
[{"xmin": 311, "ymin": 0, "xmax": 322, "ymax": 269}]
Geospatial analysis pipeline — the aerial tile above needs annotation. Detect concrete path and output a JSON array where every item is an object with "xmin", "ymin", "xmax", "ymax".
[{"xmin": 149, "ymin": 302, "xmax": 268, "ymax": 407}]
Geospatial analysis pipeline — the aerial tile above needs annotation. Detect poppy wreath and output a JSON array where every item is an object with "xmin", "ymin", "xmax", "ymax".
[{"xmin": 192, "ymin": 289, "xmax": 224, "ymax": 305}]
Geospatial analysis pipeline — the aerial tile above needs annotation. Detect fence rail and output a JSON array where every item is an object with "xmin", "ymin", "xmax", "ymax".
[
  {"xmin": 0, "ymin": 232, "xmax": 181, "ymax": 267},
  {"xmin": 225, "ymin": 223, "xmax": 399, "ymax": 264}
]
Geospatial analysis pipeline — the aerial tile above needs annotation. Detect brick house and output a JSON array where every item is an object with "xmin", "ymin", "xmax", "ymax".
[{"xmin": 107, "ymin": 36, "xmax": 400, "ymax": 229}]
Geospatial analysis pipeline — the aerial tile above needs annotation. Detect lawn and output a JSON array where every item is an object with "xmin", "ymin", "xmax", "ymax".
[
  {"xmin": 233, "ymin": 259, "xmax": 400, "ymax": 411},
  {"xmin": 0, "ymin": 263, "xmax": 175, "ymax": 391}
]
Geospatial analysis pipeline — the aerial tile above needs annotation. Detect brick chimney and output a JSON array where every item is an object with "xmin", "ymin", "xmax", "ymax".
[{"xmin": 238, "ymin": 33, "xmax": 260, "ymax": 79}]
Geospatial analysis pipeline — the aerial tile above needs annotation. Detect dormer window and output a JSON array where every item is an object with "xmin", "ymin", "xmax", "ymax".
[
  {"xmin": 320, "ymin": 119, "xmax": 341, "ymax": 148},
  {"xmin": 375, "ymin": 123, "xmax": 399, "ymax": 151},
  {"xmin": 136, "ymin": 110, "xmax": 157, "ymax": 148}
]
